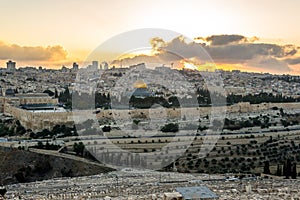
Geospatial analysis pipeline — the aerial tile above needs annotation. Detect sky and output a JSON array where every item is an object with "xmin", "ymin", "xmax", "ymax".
[{"xmin": 1, "ymin": 0, "xmax": 300, "ymax": 74}]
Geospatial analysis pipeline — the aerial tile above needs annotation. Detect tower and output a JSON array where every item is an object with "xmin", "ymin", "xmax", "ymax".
[
  {"xmin": 73, "ymin": 62, "xmax": 79, "ymax": 70},
  {"xmin": 6, "ymin": 60, "xmax": 16, "ymax": 71},
  {"xmin": 92, "ymin": 61, "xmax": 98, "ymax": 70},
  {"xmin": 102, "ymin": 61, "xmax": 109, "ymax": 70}
]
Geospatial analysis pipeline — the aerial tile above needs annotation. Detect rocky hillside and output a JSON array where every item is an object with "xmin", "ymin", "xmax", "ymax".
[{"xmin": 0, "ymin": 148, "xmax": 113, "ymax": 185}]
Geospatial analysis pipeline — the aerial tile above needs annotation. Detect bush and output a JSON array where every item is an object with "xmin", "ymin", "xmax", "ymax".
[
  {"xmin": 102, "ymin": 126, "xmax": 111, "ymax": 132},
  {"xmin": 161, "ymin": 123, "xmax": 179, "ymax": 132},
  {"xmin": 73, "ymin": 142, "xmax": 85, "ymax": 155}
]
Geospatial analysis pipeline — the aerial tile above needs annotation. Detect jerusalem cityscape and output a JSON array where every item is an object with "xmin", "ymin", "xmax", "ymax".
[{"xmin": 1, "ymin": 0, "xmax": 300, "ymax": 199}]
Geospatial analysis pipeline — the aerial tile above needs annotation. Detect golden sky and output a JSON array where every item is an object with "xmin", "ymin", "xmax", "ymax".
[{"xmin": 1, "ymin": 0, "xmax": 300, "ymax": 74}]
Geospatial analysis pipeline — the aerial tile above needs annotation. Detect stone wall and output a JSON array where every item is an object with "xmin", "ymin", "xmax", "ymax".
[
  {"xmin": 95, "ymin": 102, "xmax": 272, "ymax": 120},
  {"xmin": 0, "ymin": 94, "xmax": 58, "ymax": 112},
  {"xmin": 3, "ymin": 101, "xmax": 300, "ymax": 132},
  {"xmin": 4, "ymin": 103, "xmax": 73, "ymax": 131}
]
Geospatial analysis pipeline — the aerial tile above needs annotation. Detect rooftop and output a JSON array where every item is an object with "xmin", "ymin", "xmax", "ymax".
[
  {"xmin": 176, "ymin": 186, "xmax": 219, "ymax": 199},
  {"xmin": 20, "ymin": 104, "xmax": 56, "ymax": 110}
]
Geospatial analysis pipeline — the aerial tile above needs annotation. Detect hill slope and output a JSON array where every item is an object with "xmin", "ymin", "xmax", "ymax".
[{"xmin": 0, "ymin": 148, "xmax": 113, "ymax": 185}]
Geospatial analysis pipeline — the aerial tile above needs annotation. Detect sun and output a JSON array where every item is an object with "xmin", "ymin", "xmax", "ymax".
[
  {"xmin": 180, "ymin": 60, "xmax": 216, "ymax": 71},
  {"xmin": 183, "ymin": 61, "xmax": 197, "ymax": 70},
  {"xmin": 180, "ymin": 60, "xmax": 197, "ymax": 70}
]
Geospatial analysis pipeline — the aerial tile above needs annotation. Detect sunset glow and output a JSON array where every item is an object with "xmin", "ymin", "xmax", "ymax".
[
  {"xmin": 182, "ymin": 61, "xmax": 197, "ymax": 70},
  {"xmin": 0, "ymin": 1, "xmax": 300, "ymax": 74},
  {"xmin": 181, "ymin": 60, "xmax": 215, "ymax": 72}
]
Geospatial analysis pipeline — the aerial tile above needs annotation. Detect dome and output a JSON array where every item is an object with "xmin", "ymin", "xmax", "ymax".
[{"xmin": 133, "ymin": 80, "xmax": 147, "ymax": 89}]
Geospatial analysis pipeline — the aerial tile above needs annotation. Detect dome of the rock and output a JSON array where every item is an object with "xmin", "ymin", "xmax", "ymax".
[{"xmin": 133, "ymin": 80, "xmax": 147, "ymax": 89}]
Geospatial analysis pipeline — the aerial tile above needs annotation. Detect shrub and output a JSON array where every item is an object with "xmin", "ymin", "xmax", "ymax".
[{"xmin": 161, "ymin": 123, "xmax": 179, "ymax": 132}]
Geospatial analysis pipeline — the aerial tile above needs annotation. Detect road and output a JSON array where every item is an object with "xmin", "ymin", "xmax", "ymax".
[{"xmin": 28, "ymin": 148, "xmax": 113, "ymax": 171}]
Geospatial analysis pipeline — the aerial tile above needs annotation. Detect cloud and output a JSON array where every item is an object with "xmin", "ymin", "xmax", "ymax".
[
  {"xmin": 113, "ymin": 34, "xmax": 300, "ymax": 73},
  {"xmin": 111, "ymin": 54, "xmax": 160, "ymax": 67},
  {"xmin": 206, "ymin": 43, "xmax": 291, "ymax": 63},
  {"xmin": 285, "ymin": 57, "xmax": 300, "ymax": 65},
  {"xmin": 111, "ymin": 36, "xmax": 212, "ymax": 67},
  {"xmin": 283, "ymin": 44, "xmax": 298, "ymax": 56},
  {"xmin": 246, "ymin": 56, "xmax": 291, "ymax": 73},
  {"xmin": 158, "ymin": 36, "xmax": 299, "ymax": 73},
  {"xmin": 150, "ymin": 37, "xmax": 166, "ymax": 53},
  {"xmin": 156, "ymin": 36, "xmax": 297, "ymax": 62},
  {"xmin": 196, "ymin": 34, "xmax": 248, "ymax": 46},
  {"xmin": 160, "ymin": 37, "xmax": 296, "ymax": 64},
  {"xmin": 159, "ymin": 36, "xmax": 212, "ymax": 62},
  {"xmin": 0, "ymin": 41, "xmax": 67, "ymax": 61}
]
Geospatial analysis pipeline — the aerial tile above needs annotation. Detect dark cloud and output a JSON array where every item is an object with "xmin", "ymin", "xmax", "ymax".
[
  {"xmin": 285, "ymin": 57, "xmax": 300, "ymax": 65},
  {"xmin": 160, "ymin": 36, "xmax": 211, "ymax": 61},
  {"xmin": 160, "ymin": 37, "xmax": 296, "ymax": 63},
  {"xmin": 113, "ymin": 34, "xmax": 300, "ymax": 73},
  {"xmin": 282, "ymin": 44, "xmax": 298, "ymax": 56},
  {"xmin": 0, "ymin": 42, "xmax": 67, "ymax": 61},
  {"xmin": 111, "ymin": 54, "xmax": 160, "ymax": 67},
  {"xmin": 160, "ymin": 36, "xmax": 299, "ymax": 73},
  {"xmin": 111, "ymin": 36, "xmax": 212, "ymax": 67},
  {"xmin": 246, "ymin": 56, "xmax": 291, "ymax": 73},
  {"xmin": 196, "ymin": 34, "xmax": 247, "ymax": 46},
  {"xmin": 206, "ymin": 43, "xmax": 291, "ymax": 63}
]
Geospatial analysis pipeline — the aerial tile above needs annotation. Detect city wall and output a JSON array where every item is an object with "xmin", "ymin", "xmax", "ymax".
[
  {"xmin": 3, "ymin": 102, "xmax": 300, "ymax": 132},
  {"xmin": 4, "ymin": 104, "xmax": 74, "ymax": 131},
  {"xmin": 95, "ymin": 102, "xmax": 300, "ymax": 120}
]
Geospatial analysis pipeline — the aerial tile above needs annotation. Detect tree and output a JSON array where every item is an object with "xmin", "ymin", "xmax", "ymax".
[
  {"xmin": 263, "ymin": 161, "xmax": 270, "ymax": 174},
  {"xmin": 132, "ymin": 119, "xmax": 140, "ymax": 130},
  {"xmin": 198, "ymin": 125, "xmax": 208, "ymax": 132},
  {"xmin": 291, "ymin": 163, "xmax": 297, "ymax": 179},
  {"xmin": 280, "ymin": 108, "xmax": 284, "ymax": 116},
  {"xmin": 285, "ymin": 159, "xmax": 292, "ymax": 179},
  {"xmin": 54, "ymin": 88, "xmax": 58, "ymax": 98},
  {"xmin": 168, "ymin": 96, "xmax": 180, "ymax": 107},
  {"xmin": 73, "ymin": 142, "xmax": 85, "ymax": 156},
  {"xmin": 102, "ymin": 126, "xmax": 111, "ymax": 132},
  {"xmin": 0, "ymin": 186, "xmax": 7, "ymax": 197},
  {"xmin": 283, "ymin": 162, "xmax": 287, "ymax": 177},
  {"xmin": 43, "ymin": 89, "xmax": 54, "ymax": 96},
  {"xmin": 276, "ymin": 164, "xmax": 282, "ymax": 176},
  {"xmin": 161, "ymin": 123, "xmax": 179, "ymax": 132},
  {"xmin": 45, "ymin": 141, "xmax": 50, "ymax": 149},
  {"xmin": 37, "ymin": 141, "xmax": 43, "ymax": 149},
  {"xmin": 58, "ymin": 87, "xmax": 71, "ymax": 104}
]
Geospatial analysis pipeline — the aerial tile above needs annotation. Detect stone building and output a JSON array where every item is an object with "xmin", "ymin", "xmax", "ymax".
[{"xmin": 0, "ymin": 93, "xmax": 74, "ymax": 131}]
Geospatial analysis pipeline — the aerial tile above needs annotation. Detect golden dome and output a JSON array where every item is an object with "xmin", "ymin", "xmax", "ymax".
[{"xmin": 134, "ymin": 80, "xmax": 147, "ymax": 88}]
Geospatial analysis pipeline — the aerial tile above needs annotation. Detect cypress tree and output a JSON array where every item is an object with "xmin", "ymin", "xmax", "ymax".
[
  {"xmin": 276, "ymin": 164, "xmax": 282, "ymax": 176},
  {"xmin": 55, "ymin": 88, "xmax": 58, "ymax": 98},
  {"xmin": 283, "ymin": 162, "xmax": 287, "ymax": 177},
  {"xmin": 285, "ymin": 159, "xmax": 292, "ymax": 179},
  {"xmin": 263, "ymin": 161, "xmax": 270, "ymax": 174},
  {"xmin": 291, "ymin": 163, "xmax": 297, "ymax": 179}
]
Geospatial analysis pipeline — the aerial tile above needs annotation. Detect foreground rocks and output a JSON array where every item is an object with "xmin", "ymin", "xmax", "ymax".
[{"xmin": 2, "ymin": 169, "xmax": 300, "ymax": 199}]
